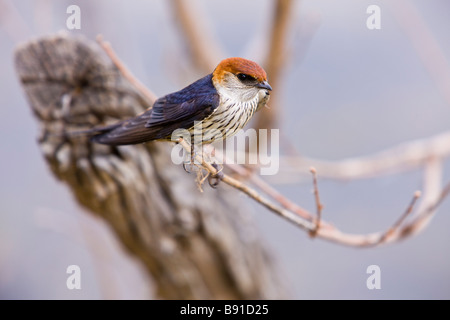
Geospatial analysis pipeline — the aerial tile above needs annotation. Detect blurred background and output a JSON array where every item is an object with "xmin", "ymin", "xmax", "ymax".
[{"xmin": 1, "ymin": 0, "xmax": 450, "ymax": 299}]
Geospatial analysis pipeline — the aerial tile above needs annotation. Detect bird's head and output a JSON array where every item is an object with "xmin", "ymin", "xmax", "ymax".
[{"xmin": 212, "ymin": 57, "xmax": 272, "ymax": 102}]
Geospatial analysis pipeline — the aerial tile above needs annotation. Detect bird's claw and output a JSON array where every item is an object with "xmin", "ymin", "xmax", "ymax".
[
  {"xmin": 208, "ymin": 163, "xmax": 224, "ymax": 188},
  {"xmin": 183, "ymin": 162, "xmax": 194, "ymax": 173}
]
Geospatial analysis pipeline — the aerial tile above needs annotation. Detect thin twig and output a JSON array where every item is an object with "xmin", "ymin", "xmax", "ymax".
[
  {"xmin": 309, "ymin": 167, "xmax": 323, "ymax": 237},
  {"xmin": 254, "ymin": 0, "xmax": 295, "ymax": 132},
  {"xmin": 393, "ymin": 191, "xmax": 422, "ymax": 230},
  {"xmin": 375, "ymin": 190, "xmax": 421, "ymax": 244},
  {"xmin": 170, "ymin": 0, "xmax": 223, "ymax": 74},
  {"xmin": 264, "ymin": 0, "xmax": 295, "ymax": 79},
  {"xmin": 96, "ymin": 34, "xmax": 158, "ymax": 105},
  {"xmin": 212, "ymin": 148, "xmax": 312, "ymax": 220},
  {"xmin": 398, "ymin": 181, "xmax": 450, "ymax": 240},
  {"xmin": 398, "ymin": 157, "xmax": 443, "ymax": 237},
  {"xmin": 196, "ymin": 169, "xmax": 209, "ymax": 193}
]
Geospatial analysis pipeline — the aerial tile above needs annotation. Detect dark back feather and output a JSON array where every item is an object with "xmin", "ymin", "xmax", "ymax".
[{"xmin": 91, "ymin": 74, "xmax": 220, "ymax": 145}]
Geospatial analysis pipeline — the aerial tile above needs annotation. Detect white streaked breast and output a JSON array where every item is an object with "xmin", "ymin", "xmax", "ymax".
[{"xmin": 189, "ymin": 96, "xmax": 259, "ymax": 143}]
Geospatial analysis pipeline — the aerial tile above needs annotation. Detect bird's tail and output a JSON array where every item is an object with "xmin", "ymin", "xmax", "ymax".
[
  {"xmin": 55, "ymin": 107, "xmax": 160, "ymax": 146},
  {"xmin": 56, "ymin": 120, "xmax": 141, "ymax": 146},
  {"xmin": 62, "ymin": 122, "xmax": 123, "ymax": 138},
  {"xmin": 89, "ymin": 113, "xmax": 160, "ymax": 145}
]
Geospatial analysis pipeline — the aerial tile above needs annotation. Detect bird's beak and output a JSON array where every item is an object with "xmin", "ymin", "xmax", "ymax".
[{"xmin": 257, "ymin": 80, "xmax": 272, "ymax": 91}]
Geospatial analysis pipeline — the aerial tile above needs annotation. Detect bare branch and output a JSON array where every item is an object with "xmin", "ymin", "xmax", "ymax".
[
  {"xmin": 96, "ymin": 34, "xmax": 158, "ymax": 105},
  {"xmin": 426, "ymin": 181, "xmax": 450, "ymax": 214},
  {"xmin": 264, "ymin": 0, "xmax": 295, "ymax": 79},
  {"xmin": 375, "ymin": 191, "xmax": 421, "ymax": 245},
  {"xmin": 212, "ymin": 147, "xmax": 311, "ymax": 220},
  {"xmin": 169, "ymin": 0, "xmax": 224, "ymax": 73},
  {"xmin": 309, "ymin": 167, "xmax": 323, "ymax": 237},
  {"xmin": 279, "ymin": 131, "xmax": 450, "ymax": 181},
  {"xmin": 254, "ymin": 0, "xmax": 295, "ymax": 131},
  {"xmin": 398, "ymin": 157, "xmax": 443, "ymax": 237}
]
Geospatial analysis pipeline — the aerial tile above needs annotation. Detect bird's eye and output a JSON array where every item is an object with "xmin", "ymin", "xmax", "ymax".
[{"xmin": 237, "ymin": 73, "xmax": 255, "ymax": 82}]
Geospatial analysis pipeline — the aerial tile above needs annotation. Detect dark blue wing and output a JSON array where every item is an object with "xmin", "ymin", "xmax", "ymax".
[
  {"xmin": 90, "ymin": 74, "xmax": 219, "ymax": 145},
  {"xmin": 147, "ymin": 74, "xmax": 219, "ymax": 125}
]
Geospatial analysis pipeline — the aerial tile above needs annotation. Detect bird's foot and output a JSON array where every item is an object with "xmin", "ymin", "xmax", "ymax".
[
  {"xmin": 183, "ymin": 162, "xmax": 194, "ymax": 173},
  {"xmin": 208, "ymin": 163, "xmax": 224, "ymax": 188}
]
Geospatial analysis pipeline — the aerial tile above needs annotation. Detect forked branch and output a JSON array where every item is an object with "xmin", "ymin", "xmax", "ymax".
[{"xmin": 177, "ymin": 139, "xmax": 449, "ymax": 247}]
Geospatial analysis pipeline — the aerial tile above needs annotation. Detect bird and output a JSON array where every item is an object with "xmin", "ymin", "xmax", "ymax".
[
  {"xmin": 86, "ymin": 57, "xmax": 272, "ymax": 146},
  {"xmin": 75, "ymin": 57, "xmax": 272, "ymax": 186}
]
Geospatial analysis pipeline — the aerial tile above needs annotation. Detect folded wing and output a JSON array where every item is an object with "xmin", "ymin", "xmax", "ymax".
[{"xmin": 90, "ymin": 74, "xmax": 220, "ymax": 145}]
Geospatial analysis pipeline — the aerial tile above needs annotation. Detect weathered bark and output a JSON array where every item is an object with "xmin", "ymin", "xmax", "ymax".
[{"xmin": 14, "ymin": 33, "xmax": 287, "ymax": 299}]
